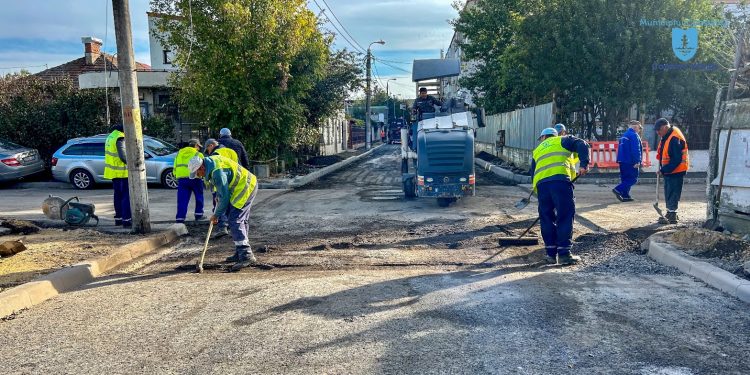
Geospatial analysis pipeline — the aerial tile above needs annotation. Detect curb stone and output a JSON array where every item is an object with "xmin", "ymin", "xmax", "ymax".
[
  {"xmin": 260, "ymin": 144, "xmax": 385, "ymax": 189},
  {"xmin": 646, "ymin": 231, "xmax": 750, "ymax": 304},
  {"xmin": 0, "ymin": 223, "xmax": 188, "ymax": 319},
  {"xmin": 475, "ymin": 158, "xmax": 531, "ymax": 184}
]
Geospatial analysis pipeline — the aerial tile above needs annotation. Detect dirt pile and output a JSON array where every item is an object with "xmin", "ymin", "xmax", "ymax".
[
  {"xmin": 0, "ymin": 218, "xmax": 40, "ymax": 235},
  {"xmin": 670, "ymin": 228, "xmax": 750, "ymax": 278}
]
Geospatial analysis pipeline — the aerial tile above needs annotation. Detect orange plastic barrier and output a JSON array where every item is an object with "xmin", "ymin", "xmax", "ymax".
[{"xmin": 589, "ymin": 141, "xmax": 651, "ymax": 169}]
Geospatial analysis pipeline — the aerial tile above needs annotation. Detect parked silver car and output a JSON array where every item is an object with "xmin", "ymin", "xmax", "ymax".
[
  {"xmin": 51, "ymin": 134, "xmax": 179, "ymax": 189},
  {"xmin": 0, "ymin": 139, "xmax": 46, "ymax": 182}
]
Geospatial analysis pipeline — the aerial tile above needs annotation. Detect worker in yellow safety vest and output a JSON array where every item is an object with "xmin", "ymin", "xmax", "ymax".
[
  {"xmin": 202, "ymin": 138, "xmax": 239, "ymax": 238},
  {"xmin": 188, "ymin": 154, "xmax": 258, "ymax": 271},
  {"xmin": 173, "ymin": 139, "xmax": 205, "ymax": 223},
  {"xmin": 530, "ymin": 127, "xmax": 590, "ymax": 265},
  {"xmin": 103, "ymin": 124, "xmax": 131, "ymax": 228}
]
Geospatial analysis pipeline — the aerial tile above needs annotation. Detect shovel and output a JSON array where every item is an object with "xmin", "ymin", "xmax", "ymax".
[
  {"xmin": 499, "ymin": 174, "xmax": 582, "ymax": 247},
  {"xmin": 703, "ymin": 127, "xmax": 732, "ymax": 230},
  {"xmin": 654, "ymin": 173, "xmax": 667, "ymax": 223},
  {"xmin": 196, "ymin": 221, "xmax": 214, "ymax": 273},
  {"xmin": 514, "ymin": 190, "xmax": 535, "ymax": 210}
]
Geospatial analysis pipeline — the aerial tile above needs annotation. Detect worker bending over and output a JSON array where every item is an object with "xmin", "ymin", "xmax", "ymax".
[
  {"xmin": 203, "ymin": 138, "xmax": 239, "ymax": 238},
  {"xmin": 173, "ymin": 139, "xmax": 205, "ymax": 223},
  {"xmin": 530, "ymin": 127, "xmax": 589, "ymax": 265},
  {"xmin": 188, "ymin": 154, "xmax": 258, "ymax": 271}
]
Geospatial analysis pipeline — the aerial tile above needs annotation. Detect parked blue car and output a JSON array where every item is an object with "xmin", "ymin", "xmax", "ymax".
[{"xmin": 51, "ymin": 135, "xmax": 179, "ymax": 189}]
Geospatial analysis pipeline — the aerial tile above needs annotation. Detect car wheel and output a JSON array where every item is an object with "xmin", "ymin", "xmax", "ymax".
[
  {"xmin": 162, "ymin": 169, "xmax": 178, "ymax": 189},
  {"xmin": 70, "ymin": 169, "xmax": 94, "ymax": 190}
]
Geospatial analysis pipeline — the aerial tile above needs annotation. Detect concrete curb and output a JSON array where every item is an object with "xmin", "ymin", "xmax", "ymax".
[
  {"xmin": 475, "ymin": 159, "xmax": 531, "ymax": 184},
  {"xmin": 0, "ymin": 223, "xmax": 188, "ymax": 318},
  {"xmin": 646, "ymin": 231, "xmax": 750, "ymax": 304},
  {"xmin": 260, "ymin": 144, "xmax": 385, "ymax": 189}
]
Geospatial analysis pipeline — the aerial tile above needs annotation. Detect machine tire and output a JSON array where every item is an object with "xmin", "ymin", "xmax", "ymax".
[
  {"xmin": 69, "ymin": 169, "xmax": 95, "ymax": 190},
  {"xmin": 162, "ymin": 168, "xmax": 178, "ymax": 189},
  {"xmin": 403, "ymin": 176, "xmax": 417, "ymax": 198},
  {"xmin": 437, "ymin": 198, "xmax": 452, "ymax": 207}
]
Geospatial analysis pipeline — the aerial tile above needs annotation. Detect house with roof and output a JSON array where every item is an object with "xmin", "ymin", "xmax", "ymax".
[{"xmin": 35, "ymin": 36, "xmax": 173, "ymax": 123}]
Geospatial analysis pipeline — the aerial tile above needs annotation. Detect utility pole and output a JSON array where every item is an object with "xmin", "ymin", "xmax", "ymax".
[
  {"xmin": 365, "ymin": 40, "xmax": 385, "ymax": 150},
  {"xmin": 113, "ymin": 0, "xmax": 151, "ymax": 233}
]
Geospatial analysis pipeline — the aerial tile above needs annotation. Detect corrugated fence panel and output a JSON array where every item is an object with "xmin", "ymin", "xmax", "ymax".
[{"xmin": 476, "ymin": 102, "xmax": 554, "ymax": 151}]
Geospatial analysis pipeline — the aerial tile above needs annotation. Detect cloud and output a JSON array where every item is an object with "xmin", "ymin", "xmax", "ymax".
[{"xmin": 0, "ymin": 0, "xmax": 460, "ymax": 96}]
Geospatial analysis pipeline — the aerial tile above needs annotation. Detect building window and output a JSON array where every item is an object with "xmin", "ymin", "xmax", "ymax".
[{"xmin": 163, "ymin": 49, "xmax": 172, "ymax": 65}]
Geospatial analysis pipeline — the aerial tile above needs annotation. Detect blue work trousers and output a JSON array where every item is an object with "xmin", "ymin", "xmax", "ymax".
[
  {"xmin": 176, "ymin": 178, "xmax": 205, "ymax": 222},
  {"xmin": 112, "ymin": 178, "xmax": 131, "ymax": 225},
  {"xmin": 228, "ymin": 188, "xmax": 258, "ymax": 253},
  {"xmin": 537, "ymin": 180, "xmax": 576, "ymax": 257},
  {"xmin": 615, "ymin": 163, "xmax": 639, "ymax": 198}
]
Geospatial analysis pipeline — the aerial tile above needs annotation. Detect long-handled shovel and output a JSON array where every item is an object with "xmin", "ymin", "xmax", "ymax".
[
  {"xmin": 654, "ymin": 172, "xmax": 667, "ymax": 224},
  {"xmin": 196, "ymin": 221, "xmax": 214, "ymax": 273}
]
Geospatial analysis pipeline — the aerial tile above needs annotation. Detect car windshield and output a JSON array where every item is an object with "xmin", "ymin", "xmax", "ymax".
[
  {"xmin": 0, "ymin": 139, "xmax": 23, "ymax": 153},
  {"xmin": 144, "ymin": 138, "xmax": 178, "ymax": 156}
]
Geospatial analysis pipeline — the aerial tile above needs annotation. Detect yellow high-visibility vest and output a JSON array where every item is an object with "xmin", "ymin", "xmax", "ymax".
[
  {"xmin": 173, "ymin": 147, "xmax": 202, "ymax": 179},
  {"xmin": 209, "ymin": 155, "xmax": 257, "ymax": 209},
  {"xmin": 104, "ymin": 130, "xmax": 127, "ymax": 179},
  {"xmin": 214, "ymin": 147, "xmax": 238, "ymax": 164},
  {"xmin": 532, "ymin": 136, "xmax": 577, "ymax": 192}
]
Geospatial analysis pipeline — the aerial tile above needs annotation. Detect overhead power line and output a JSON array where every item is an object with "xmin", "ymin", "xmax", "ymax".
[
  {"xmin": 373, "ymin": 56, "xmax": 412, "ymax": 74},
  {"xmin": 312, "ymin": 0, "xmax": 365, "ymax": 54},
  {"xmin": 0, "ymin": 63, "xmax": 48, "ymax": 70},
  {"xmin": 319, "ymin": 0, "xmax": 366, "ymax": 52}
]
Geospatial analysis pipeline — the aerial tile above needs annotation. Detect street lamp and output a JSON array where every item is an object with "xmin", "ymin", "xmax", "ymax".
[
  {"xmin": 386, "ymin": 78, "xmax": 397, "ymax": 123},
  {"xmin": 365, "ymin": 39, "xmax": 385, "ymax": 150}
]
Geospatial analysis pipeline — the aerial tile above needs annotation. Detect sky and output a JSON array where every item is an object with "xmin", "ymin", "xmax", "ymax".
[{"xmin": 0, "ymin": 0, "xmax": 459, "ymax": 99}]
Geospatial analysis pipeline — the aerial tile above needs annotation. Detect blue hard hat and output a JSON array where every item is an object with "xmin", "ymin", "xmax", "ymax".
[
  {"xmin": 554, "ymin": 123, "xmax": 566, "ymax": 133},
  {"xmin": 538, "ymin": 128, "xmax": 558, "ymax": 139}
]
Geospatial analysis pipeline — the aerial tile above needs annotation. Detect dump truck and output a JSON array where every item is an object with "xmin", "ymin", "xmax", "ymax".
[{"xmin": 401, "ymin": 59, "xmax": 482, "ymax": 207}]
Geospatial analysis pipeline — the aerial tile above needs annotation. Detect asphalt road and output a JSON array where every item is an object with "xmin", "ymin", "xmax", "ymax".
[{"xmin": 1, "ymin": 145, "xmax": 748, "ymax": 374}]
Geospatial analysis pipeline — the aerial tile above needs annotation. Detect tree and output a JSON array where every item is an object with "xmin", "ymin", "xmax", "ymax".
[
  {"xmin": 0, "ymin": 74, "xmax": 119, "ymax": 162},
  {"xmin": 454, "ymin": 0, "xmax": 729, "ymax": 139},
  {"xmin": 151, "ymin": 0, "xmax": 329, "ymax": 160}
]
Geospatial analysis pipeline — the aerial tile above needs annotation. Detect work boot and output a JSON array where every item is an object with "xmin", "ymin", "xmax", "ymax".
[
  {"xmin": 122, "ymin": 221, "xmax": 132, "ymax": 229},
  {"xmin": 211, "ymin": 226, "xmax": 230, "ymax": 240},
  {"xmin": 612, "ymin": 189, "xmax": 625, "ymax": 202},
  {"xmin": 557, "ymin": 253, "xmax": 581, "ymax": 265},
  {"xmin": 115, "ymin": 219, "xmax": 123, "ymax": 226},
  {"xmin": 195, "ymin": 215, "xmax": 207, "ymax": 222},
  {"xmin": 622, "ymin": 197, "xmax": 634, "ymax": 202},
  {"xmin": 225, "ymin": 253, "xmax": 239, "ymax": 263},
  {"xmin": 230, "ymin": 250, "xmax": 257, "ymax": 272},
  {"xmin": 666, "ymin": 212, "xmax": 679, "ymax": 224},
  {"xmin": 543, "ymin": 256, "xmax": 557, "ymax": 265}
]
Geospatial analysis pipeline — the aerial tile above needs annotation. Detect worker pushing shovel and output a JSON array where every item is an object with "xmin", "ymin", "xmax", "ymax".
[
  {"xmin": 187, "ymin": 154, "xmax": 260, "ymax": 272},
  {"xmin": 498, "ymin": 126, "xmax": 590, "ymax": 266}
]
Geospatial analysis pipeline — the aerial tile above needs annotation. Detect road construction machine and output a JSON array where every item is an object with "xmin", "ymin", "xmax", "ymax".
[{"xmin": 401, "ymin": 59, "xmax": 483, "ymax": 207}]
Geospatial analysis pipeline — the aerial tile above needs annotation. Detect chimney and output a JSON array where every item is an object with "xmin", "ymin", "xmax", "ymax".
[{"xmin": 81, "ymin": 36, "xmax": 103, "ymax": 65}]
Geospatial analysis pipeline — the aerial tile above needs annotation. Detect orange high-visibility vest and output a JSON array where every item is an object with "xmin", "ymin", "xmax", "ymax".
[{"xmin": 656, "ymin": 126, "xmax": 689, "ymax": 174}]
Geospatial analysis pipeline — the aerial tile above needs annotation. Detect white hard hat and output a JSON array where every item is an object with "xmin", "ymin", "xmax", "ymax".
[{"xmin": 188, "ymin": 155, "xmax": 204, "ymax": 179}]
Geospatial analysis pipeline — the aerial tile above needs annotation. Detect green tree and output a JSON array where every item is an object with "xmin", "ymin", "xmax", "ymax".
[
  {"xmin": 455, "ymin": 0, "xmax": 729, "ymax": 139},
  {"xmin": 0, "ymin": 74, "xmax": 119, "ymax": 162},
  {"xmin": 151, "ymin": 0, "xmax": 329, "ymax": 159}
]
